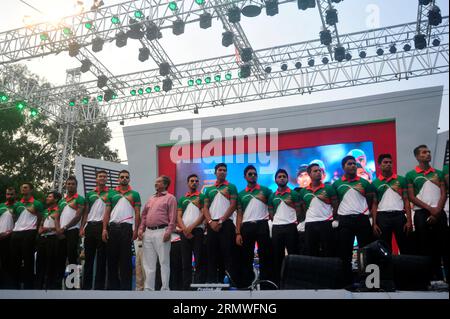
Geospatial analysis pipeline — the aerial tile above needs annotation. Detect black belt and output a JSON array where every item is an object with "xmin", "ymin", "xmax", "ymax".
[
  {"xmin": 87, "ymin": 221, "xmax": 102, "ymax": 225},
  {"xmin": 243, "ymin": 219, "xmax": 268, "ymax": 225},
  {"xmin": 147, "ymin": 224, "xmax": 168, "ymax": 230}
]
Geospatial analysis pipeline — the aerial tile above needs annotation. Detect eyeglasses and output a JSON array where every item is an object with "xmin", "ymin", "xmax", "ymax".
[
  {"xmin": 119, "ymin": 176, "xmax": 130, "ymax": 179},
  {"xmin": 190, "ymin": 180, "xmax": 200, "ymax": 183},
  {"xmin": 247, "ymin": 172, "xmax": 257, "ymax": 177}
]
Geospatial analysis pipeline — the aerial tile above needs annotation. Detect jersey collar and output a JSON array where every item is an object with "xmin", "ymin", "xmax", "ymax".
[
  {"xmin": 20, "ymin": 196, "xmax": 35, "ymax": 204},
  {"xmin": 185, "ymin": 191, "xmax": 200, "ymax": 197},
  {"xmin": 215, "ymin": 180, "xmax": 229, "ymax": 187},
  {"xmin": 275, "ymin": 187, "xmax": 291, "ymax": 196},
  {"xmin": 415, "ymin": 166, "xmax": 435, "ymax": 175},
  {"xmin": 115, "ymin": 185, "xmax": 132, "ymax": 194},
  {"xmin": 65, "ymin": 193, "xmax": 79, "ymax": 203},
  {"xmin": 306, "ymin": 183, "xmax": 325, "ymax": 192},
  {"xmin": 378, "ymin": 174, "xmax": 397, "ymax": 182},
  {"xmin": 245, "ymin": 184, "xmax": 261, "ymax": 192},
  {"xmin": 342, "ymin": 175, "xmax": 360, "ymax": 182}
]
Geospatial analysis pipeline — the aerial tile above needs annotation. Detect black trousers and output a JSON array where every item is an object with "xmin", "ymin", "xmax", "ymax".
[
  {"xmin": 376, "ymin": 211, "xmax": 411, "ymax": 254},
  {"xmin": 414, "ymin": 209, "xmax": 449, "ymax": 280},
  {"xmin": 305, "ymin": 220, "xmax": 335, "ymax": 257},
  {"xmin": 338, "ymin": 214, "xmax": 373, "ymax": 284},
  {"xmin": 180, "ymin": 227, "xmax": 204, "ymax": 290},
  {"xmin": 106, "ymin": 223, "xmax": 133, "ymax": 290},
  {"xmin": 0, "ymin": 236, "xmax": 12, "ymax": 289},
  {"xmin": 57, "ymin": 228, "xmax": 80, "ymax": 287},
  {"xmin": 35, "ymin": 235, "xmax": 59, "ymax": 289},
  {"xmin": 83, "ymin": 222, "xmax": 106, "ymax": 290},
  {"xmin": 240, "ymin": 220, "xmax": 273, "ymax": 288},
  {"xmin": 10, "ymin": 230, "xmax": 37, "ymax": 289},
  {"xmin": 206, "ymin": 219, "xmax": 237, "ymax": 283},
  {"xmin": 272, "ymin": 223, "xmax": 298, "ymax": 286}
]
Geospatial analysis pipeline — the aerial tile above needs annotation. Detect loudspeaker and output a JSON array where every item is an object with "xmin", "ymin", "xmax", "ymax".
[
  {"xmin": 280, "ymin": 255, "xmax": 345, "ymax": 289},
  {"xmin": 392, "ymin": 255, "xmax": 432, "ymax": 291}
]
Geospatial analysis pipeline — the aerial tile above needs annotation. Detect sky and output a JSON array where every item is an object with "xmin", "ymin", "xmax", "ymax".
[{"xmin": 1, "ymin": 0, "xmax": 449, "ymax": 163}]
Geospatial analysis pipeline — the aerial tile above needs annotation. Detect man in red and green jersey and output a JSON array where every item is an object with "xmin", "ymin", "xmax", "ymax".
[
  {"xmin": 406, "ymin": 144, "xmax": 448, "ymax": 280},
  {"xmin": 36, "ymin": 191, "xmax": 62, "ymax": 290},
  {"xmin": 299, "ymin": 163, "xmax": 338, "ymax": 257},
  {"xmin": 81, "ymin": 170, "xmax": 111, "ymax": 290},
  {"xmin": 236, "ymin": 165, "xmax": 273, "ymax": 289},
  {"xmin": 203, "ymin": 163, "xmax": 238, "ymax": 284},
  {"xmin": 57, "ymin": 176, "xmax": 85, "ymax": 286},
  {"xmin": 102, "ymin": 169, "xmax": 141, "ymax": 290},
  {"xmin": 10, "ymin": 182, "xmax": 44, "ymax": 289},
  {"xmin": 0, "ymin": 187, "xmax": 18, "ymax": 289},
  {"xmin": 177, "ymin": 173, "xmax": 205, "ymax": 290},
  {"xmin": 372, "ymin": 154, "xmax": 412, "ymax": 253},
  {"xmin": 333, "ymin": 156, "xmax": 376, "ymax": 284},
  {"xmin": 268, "ymin": 168, "xmax": 302, "ymax": 286}
]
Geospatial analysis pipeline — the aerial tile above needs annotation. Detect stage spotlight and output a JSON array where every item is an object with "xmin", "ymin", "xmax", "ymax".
[
  {"xmin": 389, "ymin": 44, "xmax": 397, "ymax": 54},
  {"xmin": 265, "ymin": 0, "xmax": 279, "ymax": 16},
  {"xmin": 428, "ymin": 6, "xmax": 442, "ymax": 26},
  {"xmin": 432, "ymin": 38, "xmax": 440, "ymax": 46},
  {"xmin": 322, "ymin": 57, "xmax": 329, "ymax": 64},
  {"xmin": 80, "ymin": 59, "xmax": 92, "ymax": 73},
  {"xmin": 376, "ymin": 48, "xmax": 384, "ymax": 56},
  {"xmin": 359, "ymin": 50, "xmax": 367, "ymax": 58},
  {"xmin": 419, "ymin": 0, "xmax": 431, "ymax": 4},
  {"xmin": 345, "ymin": 52, "xmax": 352, "ymax": 61},
  {"xmin": 30, "ymin": 108, "xmax": 39, "ymax": 118},
  {"xmin": 173, "ymin": 18, "xmax": 185, "ymax": 35},
  {"xmin": 91, "ymin": 0, "xmax": 104, "ymax": 11},
  {"xmin": 104, "ymin": 89, "xmax": 116, "ymax": 102},
  {"xmin": 331, "ymin": 0, "xmax": 342, "ymax": 3},
  {"xmin": 307, "ymin": 58, "xmax": 315, "ymax": 67},
  {"xmin": 227, "ymin": 6, "xmax": 241, "ymax": 23},
  {"xmin": 242, "ymin": 5, "xmax": 261, "ymax": 18},
  {"xmin": 127, "ymin": 18, "xmax": 144, "ymax": 39},
  {"xmin": 297, "ymin": 0, "xmax": 315, "ymax": 10},
  {"xmin": 334, "ymin": 46, "xmax": 345, "ymax": 62},
  {"xmin": 264, "ymin": 66, "xmax": 272, "ymax": 73},
  {"xmin": 200, "ymin": 12, "xmax": 212, "ymax": 29},
  {"xmin": 295, "ymin": 61, "xmax": 302, "ymax": 69},
  {"xmin": 194, "ymin": 106, "xmax": 199, "ymax": 114},
  {"xmin": 69, "ymin": 99, "xmax": 75, "ymax": 107},
  {"xmin": 138, "ymin": 47, "xmax": 150, "ymax": 62},
  {"xmin": 325, "ymin": 8, "xmax": 338, "ymax": 25},
  {"xmin": 0, "ymin": 92, "xmax": 9, "ymax": 103},
  {"xmin": 240, "ymin": 47, "xmax": 253, "ymax": 63},
  {"xmin": 146, "ymin": 21, "xmax": 162, "ymax": 40},
  {"xmin": 320, "ymin": 29, "xmax": 332, "ymax": 46},
  {"xmin": 414, "ymin": 33, "xmax": 427, "ymax": 50},
  {"xmin": 222, "ymin": 31, "xmax": 234, "ymax": 47},
  {"xmin": 92, "ymin": 37, "xmax": 104, "ymax": 52},
  {"xmin": 97, "ymin": 75, "xmax": 108, "ymax": 88},
  {"xmin": 240, "ymin": 64, "xmax": 251, "ymax": 78},
  {"xmin": 116, "ymin": 31, "xmax": 128, "ymax": 47},
  {"xmin": 68, "ymin": 42, "xmax": 80, "ymax": 57},
  {"xmin": 280, "ymin": 63, "xmax": 288, "ymax": 71},
  {"xmin": 403, "ymin": 43, "xmax": 411, "ymax": 52},
  {"xmin": 159, "ymin": 62, "xmax": 171, "ymax": 76},
  {"xmin": 163, "ymin": 78, "xmax": 173, "ymax": 92}
]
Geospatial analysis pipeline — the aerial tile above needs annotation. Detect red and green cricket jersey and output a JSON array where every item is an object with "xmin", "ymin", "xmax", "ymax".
[
  {"xmin": 406, "ymin": 166, "xmax": 444, "ymax": 210},
  {"xmin": 299, "ymin": 183, "xmax": 337, "ymax": 222},
  {"xmin": 13, "ymin": 196, "xmax": 44, "ymax": 231},
  {"xmin": 58, "ymin": 193, "xmax": 86, "ymax": 230},
  {"xmin": 86, "ymin": 187, "xmax": 112, "ymax": 222},
  {"xmin": 178, "ymin": 191, "xmax": 205, "ymax": 228},
  {"xmin": 333, "ymin": 176, "xmax": 375, "ymax": 216},
  {"xmin": 268, "ymin": 187, "xmax": 301, "ymax": 225},
  {"xmin": 41, "ymin": 206, "xmax": 59, "ymax": 235},
  {"xmin": 0, "ymin": 200, "xmax": 18, "ymax": 233},
  {"xmin": 205, "ymin": 180, "xmax": 238, "ymax": 220},
  {"xmin": 372, "ymin": 174, "xmax": 407, "ymax": 212},
  {"xmin": 106, "ymin": 186, "xmax": 141, "ymax": 224},
  {"xmin": 237, "ymin": 184, "xmax": 272, "ymax": 222}
]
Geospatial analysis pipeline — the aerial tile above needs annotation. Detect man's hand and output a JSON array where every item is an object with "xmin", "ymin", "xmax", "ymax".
[
  {"xmin": 163, "ymin": 232, "xmax": 171, "ymax": 242},
  {"xmin": 427, "ymin": 215, "xmax": 437, "ymax": 225},
  {"xmin": 404, "ymin": 219, "xmax": 413, "ymax": 234},
  {"xmin": 236, "ymin": 234, "xmax": 243, "ymax": 246},
  {"xmin": 138, "ymin": 229, "xmax": 144, "ymax": 240},
  {"xmin": 429, "ymin": 207, "xmax": 441, "ymax": 217},
  {"xmin": 373, "ymin": 224, "xmax": 382, "ymax": 237},
  {"xmin": 102, "ymin": 229, "xmax": 108, "ymax": 242},
  {"xmin": 132, "ymin": 229, "xmax": 138, "ymax": 241},
  {"xmin": 79, "ymin": 228, "xmax": 85, "ymax": 237}
]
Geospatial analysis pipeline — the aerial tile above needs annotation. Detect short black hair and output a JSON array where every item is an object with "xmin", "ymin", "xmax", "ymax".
[
  {"xmin": 413, "ymin": 144, "xmax": 428, "ymax": 157},
  {"xmin": 275, "ymin": 169, "xmax": 288, "ymax": 179},
  {"xmin": 22, "ymin": 182, "xmax": 34, "ymax": 190},
  {"xmin": 296, "ymin": 164, "xmax": 308, "ymax": 176},
  {"xmin": 66, "ymin": 176, "xmax": 78, "ymax": 186},
  {"xmin": 96, "ymin": 170, "xmax": 108, "ymax": 178},
  {"xmin": 244, "ymin": 165, "xmax": 257, "ymax": 176},
  {"xmin": 307, "ymin": 163, "xmax": 320, "ymax": 175},
  {"xmin": 48, "ymin": 190, "xmax": 62, "ymax": 203},
  {"xmin": 214, "ymin": 163, "xmax": 227, "ymax": 174},
  {"xmin": 160, "ymin": 175, "xmax": 171, "ymax": 188},
  {"xmin": 341, "ymin": 155, "xmax": 356, "ymax": 168},
  {"xmin": 377, "ymin": 153, "xmax": 392, "ymax": 165},
  {"xmin": 119, "ymin": 169, "xmax": 130, "ymax": 176},
  {"xmin": 187, "ymin": 174, "xmax": 198, "ymax": 183}
]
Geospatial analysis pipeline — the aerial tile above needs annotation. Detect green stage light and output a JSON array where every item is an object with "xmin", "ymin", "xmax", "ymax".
[
  {"xmin": 214, "ymin": 75, "xmax": 221, "ymax": 82},
  {"xmin": 196, "ymin": 78, "xmax": 202, "ymax": 85},
  {"xmin": 97, "ymin": 95, "xmax": 103, "ymax": 102},
  {"xmin": 154, "ymin": 86, "xmax": 161, "ymax": 92},
  {"xmin": 40, "ymin": 33, "xmax": 49, "ymax": 41},
  {"xmin": 138, "ymin": 88, "xmax": 144, "ymax": 95},
  {"xmin": 84, "ymin": 22, "xmax": 93, "ymax": 29},
  {"xmin": 188, "ymin": 79, "xmax": 194, "ymax": 86},
  {"xmin": 69, "ymin": 100, "xmax": 75, "ymax": 107},
  {"xmin": 30, "ymin": 108, "xmax": 38, "ymax": 117},
  {"xmin": 112, "ymin": 93, "xmax": 118, "ymax": 99},
  {"xmin": 168, "ymin": 2, "xmax": 178, "ymax": 11},
  {"xmin": 16, "ymin": 101, "xmax": 26, "ymax": 110},
  {"xmin": 205, "ymin": 77, "xmax": 211, "ymax": 84},
  {"xmin": 82, "ymin": 97, "xmax": 89, "ymax": 104},
  {"xmin": 0, "ymin": 92, "xmax": 9, "ymax": 102},
  {"xmin": 111, "ymin": 16, "xmax": 120, "ymax": 24},
  {"xmin": 225, "ymin": 73, "xmax": 232, "ymax": 80},
  {"xmin": 130, "ymin": 89, "xmax": 136, "ymax": 96},
  {"xmin": 145, "ymin": 87, "xmax": 152, "ymax": 93},
  {"xmin": 134, "ymin": 10, "xmax": 144, "ymax": 19},
  {"xmin": 195, "ymin": 0, "xmax": 205, "ymax": 4},
  {"xmin": 63, "ymin": 27, "xmax": 72, "ymax": 35}
]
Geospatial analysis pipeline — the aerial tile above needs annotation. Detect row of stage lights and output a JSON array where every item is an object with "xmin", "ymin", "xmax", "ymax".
[{"xmin": 0, "ymin": 92, "xmax": 39, "ymax": 117}]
